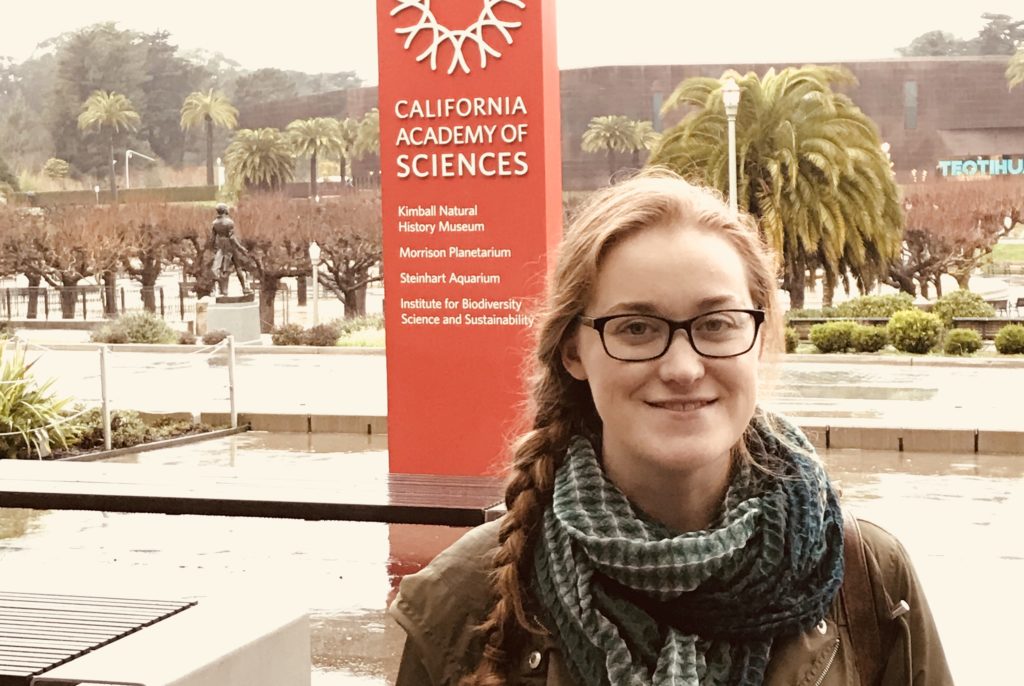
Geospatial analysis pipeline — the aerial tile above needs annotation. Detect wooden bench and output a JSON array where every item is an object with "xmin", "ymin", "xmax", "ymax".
[
  {"xmin": 951, "ymin": 317, "xmax": 1024, "ymax": 339},
  {"xmin": 0, "ymin": 461, "xmax": 506, "ymax": 527},
  {"xmin": 0, "ymin": 591, "xmax": 195, "ymax": 686}
]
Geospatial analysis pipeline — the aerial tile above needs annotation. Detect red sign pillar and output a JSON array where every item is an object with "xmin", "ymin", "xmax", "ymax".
[{"xmin": 376, "ymin": 0, "xmax": 562, "ymax": 476}]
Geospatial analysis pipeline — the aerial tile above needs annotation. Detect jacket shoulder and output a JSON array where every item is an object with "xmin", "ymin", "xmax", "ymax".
[{"xmin": 389, "ymin": 519, "xmax": 502, "ymax": 685}]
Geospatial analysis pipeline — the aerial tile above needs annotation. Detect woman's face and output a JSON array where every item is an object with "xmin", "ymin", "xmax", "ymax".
[{"xmin": 562, "ymin": 222, "xmax": 761, "ymax": 488}]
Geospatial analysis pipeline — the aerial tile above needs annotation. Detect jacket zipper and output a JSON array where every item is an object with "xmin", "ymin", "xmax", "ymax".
[{"xmin": 812, "ymin": 638, "xmax": 841, "ymax": 686}]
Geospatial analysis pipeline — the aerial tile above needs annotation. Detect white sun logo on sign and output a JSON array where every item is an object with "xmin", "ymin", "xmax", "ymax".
[{"xmin": 391, "ymin": 0, "xmax": 525, "ymax": 75}]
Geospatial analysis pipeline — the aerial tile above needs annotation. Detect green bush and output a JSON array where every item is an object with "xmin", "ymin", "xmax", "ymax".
[
  {"xmin": 271, "ymin": 323, "xmax": 305, "ymax": 346},
  {"xmin": 201, "ymin": 329, "xmax": 229, "ymax": 345},
  {"xmin": 1, "ymin": 344, "xmax": 78, "ymax": 458},
  {"xmin": 784, "ymin": 327, "xmax": 799, "ymax": 353},
  {"xmin": 69, "ymin": 409, "xmax": 215, "ymax": 451},
  {"xmin": 178, "ymin": 330, "xmax": 197, "ymax": 345},
  {"xmin": 931, "ymin": 290, "xmax": 995, "ymax": 327},
  {"xmin": 809, "ymin": 321, "xmax": 857, "ymax": 353},
  {"xmin": 302, "ymin": 323, "xmax": 341, "ymax": 347},
  {"xmin": 833, "ymin": 293, "xmax": 915, "ymax": 318},
  {"xmin": 0, "ymin": 320, "xmax": 11, "ymax": 337},
  {"xmin": 887, "ymin": 310, "xmax": 943, "ymax": 354},
  {"xmin": 995, "ymin": 324, "xmax": 1024, "ymax": 354},
  {"xmin": 90, "ymin": 311, "xmax": 177, "ymax": 344},
  {"xmin": 331, "ymin": 314, "xmax": 385, "ymax": 336},
  {"xmin": 851, "ymin": 325, "xmax": 888, "ymax": 352},
  {"xmin": 943, "ymin": 328, "xmax": 982, "ymax": 356},
  {"xmin": 785, "ymin": 307, "xmax": 836, "ymax": 321}
]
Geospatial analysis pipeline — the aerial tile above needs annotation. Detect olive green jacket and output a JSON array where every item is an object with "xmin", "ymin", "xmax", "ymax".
[{"xmin": 390, "ymin": 518, "xmax": 953, "ymax": 686}]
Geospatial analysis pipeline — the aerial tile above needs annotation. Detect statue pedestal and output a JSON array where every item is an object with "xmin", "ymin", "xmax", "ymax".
[{"xmin": 196, "ymin": 296, "xmax": 261, "ymax": 345}]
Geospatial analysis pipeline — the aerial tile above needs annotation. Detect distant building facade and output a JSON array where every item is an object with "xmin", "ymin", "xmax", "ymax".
[{"xmin": 239, "ymin": 57, "xmax": 1024, "ymax": 191}]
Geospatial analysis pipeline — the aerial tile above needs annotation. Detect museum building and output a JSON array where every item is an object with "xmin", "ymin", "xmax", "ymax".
[{"xmin": 239, "ymin": 56, "xmax": 1024, "ymax": 191}]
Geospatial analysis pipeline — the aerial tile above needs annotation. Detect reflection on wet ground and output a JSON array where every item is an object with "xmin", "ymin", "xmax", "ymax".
[{"xmin": 1, "ymin": 434, "xmax": 1021, "ymax": 684}]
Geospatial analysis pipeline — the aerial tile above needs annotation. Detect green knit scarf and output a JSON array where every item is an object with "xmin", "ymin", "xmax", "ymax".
[{"xmin": 531, "ymin": 413, "xmax": 844, "ymax": 686}]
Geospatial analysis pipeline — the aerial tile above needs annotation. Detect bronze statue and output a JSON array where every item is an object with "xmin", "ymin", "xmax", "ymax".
[{"xmin": 209, "ymin": 203, "xmax": 252, "ymax": 297}]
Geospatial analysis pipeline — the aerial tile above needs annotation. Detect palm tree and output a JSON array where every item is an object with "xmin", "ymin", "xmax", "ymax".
[
  {"xmin": 581, "ymin": 115, "xmax": 638, "ymax": 178},
  {"xmin": 1008, "ymin": 48, "xmax": 1024, "ymax": 91},
  {"xmin": 77, "ymin": 90, "xmax": 141, "ymax": 203},
  {"xmin": 180, "ymin": 90, "xmax": 239, "ymax": 186},
  {"xmin": 354, "ymin": 108, "xmax": 380, "ymax": 160},
  {"xmin": 650, "ymin": 67, "xmax": 902, "ymax": 309},
  {"xmin": 287, "ymin": 117, "xmax": 342, "ymax": 198},
  {"xmin": 334, "ymin": 117, "xmax": 360, "ymax": 185},
  {"xmin": 630, "ymin": 120, "xmax": 660, "ymax": 167},
  {"xmin": 225, "ymin": 128, "xmax": 295, "ymax": 192}
]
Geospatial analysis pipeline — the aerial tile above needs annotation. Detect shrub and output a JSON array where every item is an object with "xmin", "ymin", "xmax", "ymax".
[
  {"xmin": 931, "ymin": 290, "xmax": 995, "ymax": 328},
  {"xmin": 0, "ymin": 320, "xmax": 11, "ymax": 338},
  {"xmin": 785, "ymin": 307, "xmax": 836, "ymax": 321},
  {"xmin": 784, "ymin": 327, "xmax": 799, "ymax": 353},
  {"xmin": 851, "ymin": 325, "xmax": 888, "ymax": 352},
  {"xmin": 331, "ymin": 314, "xmax": 385, "ymax": 336},
  {"xmin": 809, "ymin": 321, "xmax": 856, "ymax": 353},
  {"xmin": 1, "ymin": 344, "xmax": 78, "ymax": 458},
  {"xmin": 177, "ymin": 330, "xmax": 197, "ymax": 345},
  {"xmin": 302, "ymin": 323, "xmax": 341, "ymax": 347},
  {"xmin": 201, "ymin": 329, "xmax": 229, "ymax": 345},
  {"xmin": 90, "ymin": 311, "xmax": 177, "ymax": 344},
  {"xmin": 943, "ymin": 328, "xmax": 982, "ymax": 356},
  {"xmin": 833, "ymin": 293, "xmax": 915, "ymax": 319},
  {"xmin": 887, "ymin": 310, "xmax": 943, "ymax": 354},
  {"xmin": 271, "ymin": 323, "xmax": 305, "ymax": 346},
  {"xmin": 71, "ymin": 408, "xmax": 151, "ymax": 451},
  {"xmin": 995, "ymin": 324, "xmax": 1024, "ymax": 354}
]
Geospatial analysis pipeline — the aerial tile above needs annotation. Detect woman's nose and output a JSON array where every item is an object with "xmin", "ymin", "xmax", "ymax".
[{"xmin": 656, "ymin": 331, "xmax": 706, "ymax": 383}]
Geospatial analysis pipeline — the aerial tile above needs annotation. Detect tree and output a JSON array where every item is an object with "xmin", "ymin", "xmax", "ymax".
[
  {"xmin": 311, "ymin": 195, "xmax": 383, "ymax": 317},
  {"xmin": 232, "ymin": 68, "xmax": 298, "ymax": 110},
  {"xmin": 233, "ymin": 195, "xmax": 314, "ymax": 331},
  {"xmin": 49, "ymin": 24, "xmax": 149, "ymax": 181},
  {"xmin": 1008, "ymin": 48, "xmax": 1024, "ymax": 90},
  {"xmin": 898, "ymin": 13, "xmax": 1023, "ymax": 56},
  {"xmin": 287, "ymin": 117, "xmax": 341, "ymax": 197},
  {"xmin": 224, "ymin": 128, "xmax": 295, "ymax": 192},
  {"xmin": 630, "ymin": 120, "xmax": 660, "ymax": 167},
  {"xmin": 140, "ymin": 31, "xmax": 209, "ymax": 166},
  {"xmin": 77, "ymin": 90, "xmax": 141, "ymax": 203},
  {"xmin": 334, "ymin": 117, "xmax": 360, "ymax": 184},
  {"xmin": 897, "ymin": 30, "xmax": 971, "ymax": 57},
  {"xmin": 0, "ymin": 153, "xmax": 18, "ymax": 195},
  {"xmin": 42, "ymin": 158, "xmax": 70, "ymax": 186},
  {"xmin": 891, "ymin": 180, "xmax": 1024, "ymax": 296},
  {"xmin": 581, "ymin": 115, "xmax": 637, "ymax": 178},
  {"xmin": 650, "ymin": 67, "xmax": 902, "ymax": 309},
  {"xmin": 180, "ymin": 89, "xmax": 238, "ymax": 185},
  {"xmin": 354, "ymin": 108, "xmax": 380, "ymax": 159}
]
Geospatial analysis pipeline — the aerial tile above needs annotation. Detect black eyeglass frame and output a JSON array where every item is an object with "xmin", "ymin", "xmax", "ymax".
[{"xmin": 578, "ymin": 308, "xmax": 766, "ymax": 361}]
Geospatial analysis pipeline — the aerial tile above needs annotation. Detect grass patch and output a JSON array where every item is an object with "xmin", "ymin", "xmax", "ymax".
[
  {"xmin": 989, "ymin": 243, "xmax": 1024, "ymax": 263},
  {"xmin": 337, "ymin": 327, "xmax": 385, "ymax": 347}
]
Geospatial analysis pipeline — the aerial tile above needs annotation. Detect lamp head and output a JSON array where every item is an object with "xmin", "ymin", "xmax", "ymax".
[
  {"xmin": 722, "ymin": 78, "xmax": 741, "ymax": 116},
  {"xmin": 308, "ymin": 241, "xmax": 321, "ymax": 262}
]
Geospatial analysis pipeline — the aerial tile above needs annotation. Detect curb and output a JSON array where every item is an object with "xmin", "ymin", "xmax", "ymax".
[{"xmin": 56, "ymin": 425, "xmax": 250, "ymax": 462}]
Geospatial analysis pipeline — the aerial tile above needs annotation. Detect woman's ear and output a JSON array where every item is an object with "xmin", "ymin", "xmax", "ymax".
[{"xmin": 561, "ymin": 332, "xmax": 588, "ymax": 381}]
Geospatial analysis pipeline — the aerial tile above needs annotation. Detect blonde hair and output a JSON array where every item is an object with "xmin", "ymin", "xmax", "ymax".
[{"xmin": 463, "ymin": 169, "xmax": 783, "ymax": 685}]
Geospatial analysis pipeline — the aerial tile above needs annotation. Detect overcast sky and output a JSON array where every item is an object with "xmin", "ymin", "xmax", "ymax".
[{"xmin": 1, "ymin": 1, "xmax": 1020, "ymax": 85}]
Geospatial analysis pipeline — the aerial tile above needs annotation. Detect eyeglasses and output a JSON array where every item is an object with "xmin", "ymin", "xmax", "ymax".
[{"xmin": 578, "ymin": 309, "xmax": 766, "ymax": 361}]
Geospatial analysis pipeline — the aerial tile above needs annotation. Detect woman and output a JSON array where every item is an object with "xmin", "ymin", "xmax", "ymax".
[{"xmin": 390, "ymin": 172, "xmax": 952, "ymax": 685}]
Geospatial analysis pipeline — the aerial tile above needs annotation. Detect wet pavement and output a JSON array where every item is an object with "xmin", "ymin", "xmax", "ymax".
[
  {"xmin": 7, "ymin": 345, "xmax": 1024, "ymax": 430},
  {"xmin": 1, "ymin": 432, "xmax": 1021, "ymax": 684}
]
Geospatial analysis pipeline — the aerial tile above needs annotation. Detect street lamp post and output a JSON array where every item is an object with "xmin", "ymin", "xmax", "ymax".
[
  {"xmin": 722, "ymin": 78, "xmax": 741, "ymax": 214},
  {"xmin": 125, "ymin": 149, "xmax": 156, "ymax": 190},
  {"xmin": 308, "ymin": 241, "xmax": 321, "ymax": 326}
]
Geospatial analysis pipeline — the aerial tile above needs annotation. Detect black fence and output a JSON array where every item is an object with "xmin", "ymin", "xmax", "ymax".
[
  {"xmin": 1, "ymin": 282, "xmax": 294, "ymax": 325},
  {"xmin": 0, "ymin": 285, "xmax": 190, "ymax": 322}
]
